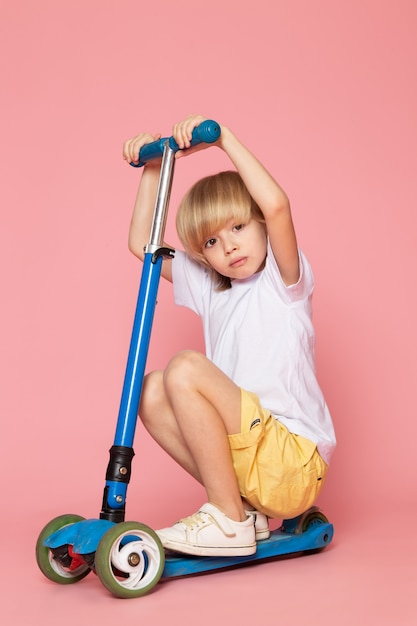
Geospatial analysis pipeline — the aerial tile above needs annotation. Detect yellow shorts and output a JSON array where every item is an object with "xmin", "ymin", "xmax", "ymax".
[{"xmin": 228, "ymin": 389, "xmax": 328, "ymax": 519}]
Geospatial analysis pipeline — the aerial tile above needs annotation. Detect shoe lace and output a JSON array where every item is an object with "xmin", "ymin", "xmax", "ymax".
[{"xmin": 180, "ymin": 511, "xmax": 208, "ymax": 530}]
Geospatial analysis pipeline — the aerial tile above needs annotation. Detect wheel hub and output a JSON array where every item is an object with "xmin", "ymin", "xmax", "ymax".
[{"xmin": 128, "ymin": 552, "xmax": 141, "ymax": 567}]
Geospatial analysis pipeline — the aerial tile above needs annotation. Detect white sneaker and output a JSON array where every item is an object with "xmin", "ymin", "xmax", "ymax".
[
  {"xmin": 245, "ymin": 509, "xmax": 270, "ymax": 540},
  {"xmin": 156, "ymin": 503, "xmax": 256, "ymax": 557}
]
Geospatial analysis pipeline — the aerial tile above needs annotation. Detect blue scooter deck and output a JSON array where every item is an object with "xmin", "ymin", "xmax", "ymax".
[{"xmin": 162, "ymin": 520, "xmax": 334, "ymax": 578}]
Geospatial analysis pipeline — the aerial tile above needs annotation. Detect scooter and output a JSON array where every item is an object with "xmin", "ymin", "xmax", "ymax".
[{"xmin": 36, "ymin": 121, "xmax": 334, "ymax": 599}]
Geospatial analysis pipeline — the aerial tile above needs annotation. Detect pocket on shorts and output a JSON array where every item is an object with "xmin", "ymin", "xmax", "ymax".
[
  {"xmin": 228, "ymin": 389, "xmax": 268, "ymax": 451},
  {"xmin": 296, "ymin": 436, "xmax": 328, "ymax": 485},
  {"xmin": 228, "ymin": 419, "xmax": 265, "ymax": 451}
]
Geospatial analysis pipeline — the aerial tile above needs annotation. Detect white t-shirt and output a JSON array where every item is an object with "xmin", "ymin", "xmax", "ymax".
[{"xmin": 171, "ymin": 243, "xmax": 336, "ymax": 464}]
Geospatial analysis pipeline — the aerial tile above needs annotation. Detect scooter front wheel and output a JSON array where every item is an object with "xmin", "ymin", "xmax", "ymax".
[
  {"xmin": 36, "ymin": 514, "xmax": 91, "ymax": 584},
  {"xmin": 95, "ymin": 521, "xmax": 165, "ymax": 598}
]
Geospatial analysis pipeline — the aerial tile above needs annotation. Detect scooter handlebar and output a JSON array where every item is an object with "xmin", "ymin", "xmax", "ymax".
[{"xmin": 130, "ymin": 120, "xmax": 221, "ymax": 167}]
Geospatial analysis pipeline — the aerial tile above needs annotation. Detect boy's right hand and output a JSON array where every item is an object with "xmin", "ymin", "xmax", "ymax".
[{"xmin": 122, "ymin": 132, "xmax": 162, "ymax": 167}]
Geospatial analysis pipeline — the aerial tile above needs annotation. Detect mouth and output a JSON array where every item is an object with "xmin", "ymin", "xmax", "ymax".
[{"xmin": 229, "ymin": 257, "xmax": 247, "ymax": 269}]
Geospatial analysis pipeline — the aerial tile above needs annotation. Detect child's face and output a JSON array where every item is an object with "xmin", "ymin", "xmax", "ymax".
[{"xmin": 201, "ymin": 218, "xmax": 267, "ymax": 280}]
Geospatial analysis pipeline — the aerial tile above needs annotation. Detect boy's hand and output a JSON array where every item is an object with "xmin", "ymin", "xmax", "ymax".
[
  {"xmin": 122, "ymin": 132, "xmax": 162, "ymax": 166},
  {"xmin": 172, "ymin": 114, "xmax": 221, "ymax": 158}
]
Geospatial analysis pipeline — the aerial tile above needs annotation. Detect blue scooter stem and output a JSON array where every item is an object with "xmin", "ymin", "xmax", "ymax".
[
  {"xmin": 102, "ymin": 122, "xmax": 220, "ymax": 520},
  {"xmin": 114, "ymin": 251, "xmax": 162, "ymax": 447},
  {"xmin": 130, "ymin": 119, "xmax": 220, "ymax": 167}
]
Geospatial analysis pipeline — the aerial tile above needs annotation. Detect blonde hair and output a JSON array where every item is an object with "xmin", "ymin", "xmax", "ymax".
[{"xmin": 176, "ymin": 171, "xmax": 265, "ymax": 290}]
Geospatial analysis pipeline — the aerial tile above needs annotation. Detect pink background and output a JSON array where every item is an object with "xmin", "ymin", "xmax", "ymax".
[{"xmin": 1, "ymin": 0, "xmax": 416, "ymax": 623}]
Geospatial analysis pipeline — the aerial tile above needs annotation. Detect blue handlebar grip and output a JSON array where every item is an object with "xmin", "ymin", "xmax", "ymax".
[{"xmin": 130, "ymin": 120, "xmax": 220, "ymax": 167}]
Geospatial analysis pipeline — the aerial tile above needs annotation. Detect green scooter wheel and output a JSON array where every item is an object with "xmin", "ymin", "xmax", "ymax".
[
  {"xmin": 95, "ymin": 521, "xmax": 165, "ymax": 598},
  {"xmin": 36, "ymin": 514, "xmax": 91, "ymax": 584}
]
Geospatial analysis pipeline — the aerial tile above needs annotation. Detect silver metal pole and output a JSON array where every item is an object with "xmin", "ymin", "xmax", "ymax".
[{"xmin": 146, "ymin": 140, "xmax": 176, "ymax": 252}]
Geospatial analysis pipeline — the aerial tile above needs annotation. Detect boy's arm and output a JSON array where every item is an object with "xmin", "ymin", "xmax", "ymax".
[
  {"xmin": 174, "ymin": 116, "xmax": 300, "ymax": 286},
  {"xmin": 123, "ymin": 133, "xmax": 173, "ymax": 282},
  {"xmin": 219, "ymin": 128, "xmax": 299, "ymax": 286}
]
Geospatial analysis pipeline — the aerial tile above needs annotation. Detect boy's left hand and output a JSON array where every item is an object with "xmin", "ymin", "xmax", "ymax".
[{"xmin": 172, "ymin": 114, "xmax": 220, "ymax": 158}]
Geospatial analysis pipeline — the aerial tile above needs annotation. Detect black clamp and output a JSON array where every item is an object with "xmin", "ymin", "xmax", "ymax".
[{"xmin": 151, "ymin": 247, "xmax": 175, "ymax": 264}]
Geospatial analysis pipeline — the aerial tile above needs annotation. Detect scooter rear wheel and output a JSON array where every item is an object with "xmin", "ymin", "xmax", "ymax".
[
  {"xmin": 95, "ymin": 521, "xmax": 165, "ymax": 598},
  {"xmin": 299, "ymin": 508, "xmax": 329, "ymax": 533}
]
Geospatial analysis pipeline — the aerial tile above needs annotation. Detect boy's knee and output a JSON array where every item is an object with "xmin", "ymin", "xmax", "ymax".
[{"xmin": 164, "ymin": 350, "xmax": 204, "ymax": 390}]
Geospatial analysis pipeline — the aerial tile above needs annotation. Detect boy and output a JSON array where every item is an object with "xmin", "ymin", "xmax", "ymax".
[{"xmin": 122, "ymin": 114, "xmax": 335, "ymax": 557}]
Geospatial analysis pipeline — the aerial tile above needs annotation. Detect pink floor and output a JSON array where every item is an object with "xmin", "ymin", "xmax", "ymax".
[{"xmin": 4, "ymin": 500, "xmax": 415, "ymax": 625}]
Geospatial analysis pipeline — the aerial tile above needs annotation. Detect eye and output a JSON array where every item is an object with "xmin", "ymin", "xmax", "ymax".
[
  {"xmin": 233, "ymin": 223, "xmax": 245, "ymax": 232},
  {"xmin": 204, "ymin": 237, "xmax": 217, "ymax": 249}
]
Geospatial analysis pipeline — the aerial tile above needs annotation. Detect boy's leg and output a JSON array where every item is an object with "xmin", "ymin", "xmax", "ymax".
[
  {"xmin": 140, "ymin": 350, "xmax": 257, "ymax": 556},
  {"xmin": 163, "ymin": 350, "xmax": 245, "ymax": 522},
  {"xmin": 140, "ymin": 369, "xmax": 203, "ymax": 483},
  {"xmin": 140, "ymin": 350, "xmax": 245, "ymax": 522}
]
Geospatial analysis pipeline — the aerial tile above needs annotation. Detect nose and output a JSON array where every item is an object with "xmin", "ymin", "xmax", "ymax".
[
  {"xmin": 225, "ymin": 244, "xmax": 237, "ymax": 255},
  {"xmin": 224, "ymin": 237, "xmax": 238, "ymax": 255}
]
